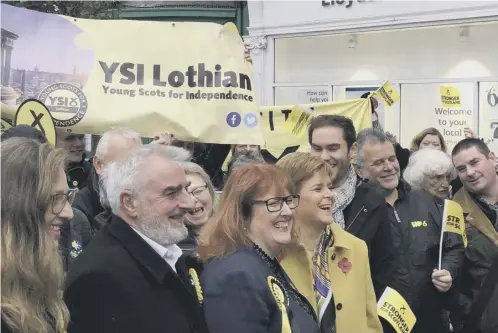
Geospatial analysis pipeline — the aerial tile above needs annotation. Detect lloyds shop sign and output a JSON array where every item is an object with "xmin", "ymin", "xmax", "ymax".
[{"xmin": 322, "ymin": 0, "xmax": 367, "ymax": 9}]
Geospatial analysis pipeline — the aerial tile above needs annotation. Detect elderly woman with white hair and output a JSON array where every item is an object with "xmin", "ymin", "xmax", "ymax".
[{"xmin": 403, "ymin": 148, "xmax": 457, "ymax": 200}]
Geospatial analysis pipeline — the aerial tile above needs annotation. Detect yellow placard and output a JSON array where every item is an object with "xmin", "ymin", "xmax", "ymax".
[
  {"xmin": 1, "ymin": 118, "xmax": 12, "ymax": 133},
  {"xmin": 440, "ymin": 86, "xmax": 461, "ymax": 107},
  {"xmin": 0, "ymin": 4, "xmax": 262, "ymax": 145},
  {"xmin": 443, "ymin": 199, "xmax": 467, "ymax": 247},
  {"xmin": 377, "ymin": 287, "xmax": 416, "ymax": 333},
  {"xmin": 282, "ymin": 106, "xmax": 314, "ymax": 137},
  {"xmin": 374, "ymin": 81, "xmax": 400, "ymax": 107},
  {"xmin": 14, "ymin": 99, "xmax": 57, "ymax": 146}
]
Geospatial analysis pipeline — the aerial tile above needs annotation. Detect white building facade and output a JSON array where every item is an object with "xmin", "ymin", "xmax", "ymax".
[{"xmin": 245, "ymin": 1, "xmax": 498, "ymax": 151}]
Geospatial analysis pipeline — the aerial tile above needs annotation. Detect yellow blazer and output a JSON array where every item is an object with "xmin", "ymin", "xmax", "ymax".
[{"xmin": 281, "ymin": 223, "xmax": 382, "ymax": 333}]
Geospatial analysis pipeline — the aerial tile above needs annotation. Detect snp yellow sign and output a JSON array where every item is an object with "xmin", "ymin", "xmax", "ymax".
[
  {"xmin": 440, "ymin": 86, "xmax": 461, "ymax": 107},
  {"xmin": 377, "ymin": 287, "xmax": 416, "ymax": 333},
  {"xmin": 14, "ymin": 99, "xmax": 57, "ymax": 145},
  {"xmin": 1, "ymin": 119, "xmax": 12, "ymax": 133}
]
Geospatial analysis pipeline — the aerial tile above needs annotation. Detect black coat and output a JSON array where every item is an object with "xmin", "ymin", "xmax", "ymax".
[
  {"xmin": 343, "ymin": 181, "xmax": 396, "ymax": 299},
  {"xmin": 386, "ymin": 181, "xmax": 464, "ymax": 333},
  {"xmin": 64, "ymin": 215, "xmax": 207, "ymax": 333},
  {"xmin": 72, "ymin": 168, "xmax": 105, "ymax": 232},
  {"xmin": 67, "ymin": 156, "xmax": 92, "ymax": 190},
  {"xmin": 59, "ymin": 207, "xmax": 92, "ymax": 272},
  {"xmin": 201, "ymin": 247, "xmax": 320, "ymax": 333}
]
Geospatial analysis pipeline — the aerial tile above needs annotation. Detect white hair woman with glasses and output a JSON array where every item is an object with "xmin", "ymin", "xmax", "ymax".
[
  {"xmin": 403, "ymin": 148, "xmax": 457, "ymax": 200},
  {"xmin": 178, "ymin": 161, "xmax": 216, "ymax": 255}
]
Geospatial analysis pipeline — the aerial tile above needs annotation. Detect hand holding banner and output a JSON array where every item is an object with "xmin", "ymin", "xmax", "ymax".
[
  {"xmin": 377, "ymin": 287, "xmax": 416, "ymax": 333},
  {"xmin": 374, "ymin": 81, "xmax": 400, "ymax": 107}
]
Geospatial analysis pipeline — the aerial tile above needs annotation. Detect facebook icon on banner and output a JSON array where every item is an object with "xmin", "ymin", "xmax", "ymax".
[{"xmin": 226, "ymin": 112, "xmax": 241, "ymax": 127}]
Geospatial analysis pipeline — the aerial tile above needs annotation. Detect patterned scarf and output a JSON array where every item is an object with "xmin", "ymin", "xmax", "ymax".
[
  {"xmin": 312, "ymin": 226, "xmax": 334, "ymax": 324},
  {"xmin": 332, "ymin": 165, "xmax": 358, "ymax": 229}
]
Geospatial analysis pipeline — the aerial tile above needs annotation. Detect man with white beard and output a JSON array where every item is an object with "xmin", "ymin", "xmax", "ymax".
[{"xmin": 64, "ymin": 144, "xmax": 208, "ymax": 333}]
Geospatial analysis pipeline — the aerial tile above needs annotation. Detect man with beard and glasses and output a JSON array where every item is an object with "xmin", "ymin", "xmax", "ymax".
[
  {"xmin": 308, "ymin": 115, "xmax": 395, "ymax": 300},
  {"xmin": 64, "ymin": 145, "xmax": 208, "ymax": 333},
  {"xmin": 355, "ymin": 128, "xmax": 464, "ymax": 333},
  {"xmin": 451, "ymin": 138, "xmax": 498, "ymax": 333}
]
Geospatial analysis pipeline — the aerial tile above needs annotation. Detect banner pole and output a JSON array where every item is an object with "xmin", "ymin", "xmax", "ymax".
[{"xmin": 438, "ymin": 200, "xmax": 448, "ymax": 270}]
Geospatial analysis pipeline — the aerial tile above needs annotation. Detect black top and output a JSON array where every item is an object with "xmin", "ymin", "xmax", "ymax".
[
  {"xmin": 343, "ymin": 180, "xmax": 396, "ymax": 300},
  {"xmin": 201, "ymin": 246, "xmax": 320, "ymax": 333},
  {"xmin": 64, "ymin": 215, "xmax": 207, "ymax": 333},
  {"xmin": 386, "ymin": 181, "xmax": 464, "ymax": 333}
]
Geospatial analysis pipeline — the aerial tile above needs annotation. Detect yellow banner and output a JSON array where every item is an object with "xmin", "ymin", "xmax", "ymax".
[
  {"xmin": 377, "ymin": 287, "xmax": 416, "ymax": 333},
  {"xmin": 374, "ymin": 81, "xmax": 400, "ymax": 107},
  {"xmin": 443, "ymin": 199, "xmax": 467, "ymax": 247},
  {"xmin": 0, "ymin": 4, "xmax": 262, "ymax": 145},
  {"xmin": 221, "ymin": 98, "xmax": 372, "ymax": 170},
  {"xmin": 262, "ymin": 98, "xmax": 372, "ymax": 156},
  {"xmin": 282, "ymin": 105, "xmax": 314, "ymax": 138},
  {"xmin": 440, "ymin": 86, "xmax": 461, "ymax": 107}
]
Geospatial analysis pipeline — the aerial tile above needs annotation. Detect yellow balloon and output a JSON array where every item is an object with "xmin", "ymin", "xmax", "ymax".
[{"xmin": 14, "ymin": 99, "xmax": 57, "ymax": 145}]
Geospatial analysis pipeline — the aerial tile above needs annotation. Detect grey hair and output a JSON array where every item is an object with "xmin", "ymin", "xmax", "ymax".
[
  {"xmin": 179, "ymin": 161, "xmax": 216, "ymax": 204},
  {"xmin": 227, "ymin": 150, "xmax": 265, "ymax": 179},
  {"xmin": 95, "ymin": 127, "xmax": 142, "ymax": 159},
  {"xmin": 103, "ymin": 144, "xmax": 191, "ymax": 215},
  {"xmin": 403, "ymin": 149, "xmax": 457, "ymax": 190},
  {"xmin": 355, "ymin": 128, "xmax": 389, "ymax": 168}
]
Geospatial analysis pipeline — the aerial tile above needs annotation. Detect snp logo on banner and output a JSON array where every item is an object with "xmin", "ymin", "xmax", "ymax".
[{"xmin": 411, "ymin": 221, "xmax": 428, "ymax": 228}]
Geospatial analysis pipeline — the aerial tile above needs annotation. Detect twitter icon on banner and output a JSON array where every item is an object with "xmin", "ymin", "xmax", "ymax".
[{"xmin": 243, "ymin": 113, "xmax": 259, "ymax": 128}]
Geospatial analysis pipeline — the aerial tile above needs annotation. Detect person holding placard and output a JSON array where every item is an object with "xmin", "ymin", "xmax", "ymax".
[
  {"xmin": 355, "ymin": 128, "xmax": 464, "ymax": 333},
  {"xmin": 451, "ymin": 138, "xmax": 498, "ymax": 333}
]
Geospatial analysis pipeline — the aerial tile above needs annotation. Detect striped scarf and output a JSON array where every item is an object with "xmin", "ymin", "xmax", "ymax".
[{"xmin": 312, "ymin": 225, "xmax": 334, "ymax": 321}]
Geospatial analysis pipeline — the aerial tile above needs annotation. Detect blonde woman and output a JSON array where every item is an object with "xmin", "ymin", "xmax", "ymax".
[
  {"xmin": 1, "ymin": 138, "xmax": 73, "ymax": 333},
  {"xmin": 277, "ymin": 152, "xmax": 382, "ymax": 333}
]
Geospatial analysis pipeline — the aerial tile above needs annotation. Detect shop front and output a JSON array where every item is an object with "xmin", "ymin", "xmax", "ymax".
[{"xmin": 245, "ymin": 1, "xmax": 498, "ymax": 151}]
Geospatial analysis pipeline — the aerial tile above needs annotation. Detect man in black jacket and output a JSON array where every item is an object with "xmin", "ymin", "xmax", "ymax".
[
  {"xmin": 355, "ymin": 128, "xmax": 464, "ymax": 333},
  {"xmin": 308, "ymin": 115, "xmax": 395, "ymax": 299},
  {"xmin": 451, "ymin": 138, "xmax": 498, "ymax": 333},
  {"xmin": 64, "ymin": 144, "xmax": 207, "ymax": 333}
]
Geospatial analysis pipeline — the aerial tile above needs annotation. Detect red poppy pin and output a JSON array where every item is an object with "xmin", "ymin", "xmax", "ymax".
[{"xmin": 338, "ymin": 257, "xmax": 352, "ymax": 274}]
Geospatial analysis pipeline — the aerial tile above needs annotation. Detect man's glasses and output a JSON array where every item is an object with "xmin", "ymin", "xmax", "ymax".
[
  {"xmin": 50, "ymin": 189, "xmax": 77, "ymax": 215},
  {"xmin": 251, "ymin": 195, "xmax": 300, "ymax": 212},
  {"xmin": 188, "ymin": 185, "xmax": 208, "ymax": 199}
]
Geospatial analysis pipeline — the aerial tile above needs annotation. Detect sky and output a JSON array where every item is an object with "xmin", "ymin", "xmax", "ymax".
[{"xmin": 1, "ymin": 4, "xmax": 94, "ymax": 75}]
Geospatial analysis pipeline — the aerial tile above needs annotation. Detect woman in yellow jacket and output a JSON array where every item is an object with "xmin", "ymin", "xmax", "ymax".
[{"xmin": 277, "ymin": 153, "xmax": 382, "ymax": 333}]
